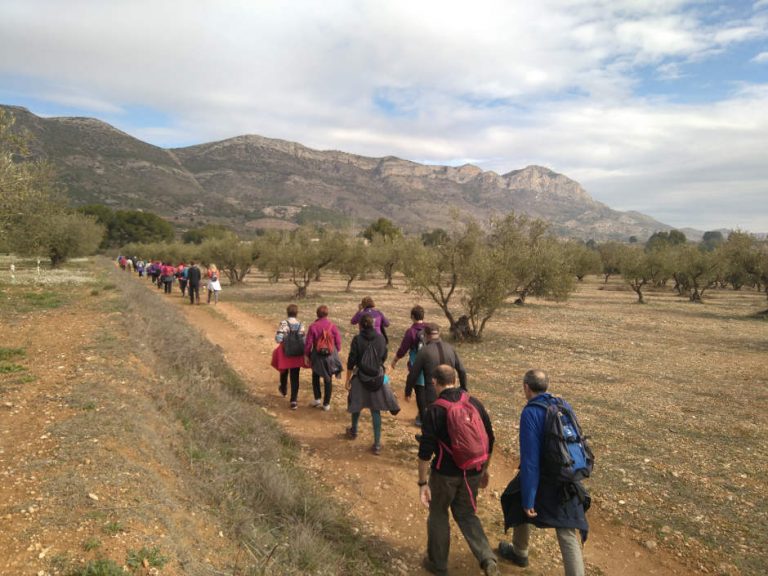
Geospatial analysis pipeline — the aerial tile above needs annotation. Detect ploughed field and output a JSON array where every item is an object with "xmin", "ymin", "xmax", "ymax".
[{"xmin": 228, "ymin": 271, "xmax": 767, "ymax": 576}]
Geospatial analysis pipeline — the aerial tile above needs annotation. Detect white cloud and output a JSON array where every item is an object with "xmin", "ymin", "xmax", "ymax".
[
  {"xmin": 0, "ymin": 0, "xmax": 767, "ymax": 231},
  {"xmin": 753, "ymin": 51, "xmax": 768, "ymax": 63}
]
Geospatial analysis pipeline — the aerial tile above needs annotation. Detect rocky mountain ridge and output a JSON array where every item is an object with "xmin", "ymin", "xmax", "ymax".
[{"xmin": 3, "ymin": 104, "xmax": 675, "ymax": 240}]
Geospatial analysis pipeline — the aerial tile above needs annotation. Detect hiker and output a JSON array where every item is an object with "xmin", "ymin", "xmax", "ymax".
[
  {"xmin": 498, "ymin": 369, "xmax": 589, "ymax": 576},
  {"xmin": 391, "ymin": 304, "xmax": 428, "ymax": 426},
  {"xmin": 406, "ymin": 323, "xmax": 468, "ymax": 417},
  {"xmin": 350, "ymin": 296, "xmax": 390, "ymax": 343},
  {"xmin": 146, "ymin": 260, "xmax": 159, "ymax": 284},
  {"xmin": 136, "ymin": 259, "xmax": 145, "ymax": 278},
  {"xmin": 207, "ymin": 264, "xmax": 222, "ymax": 304},
  {"xmin": 176, "ymin": 262, "xmax": 187, "ymax": 297},
  {"xmin": 271, "ymin": 304, "xmax": 308, "ymax": 410},
  {"xmin": 161, "ymin": 262, "xmax": 175, "ymax": 294},
  {"xmin": 344, "ymin": 314, "xmax": 399, "ymax": 455},
  {"xmin": 156, "ymin": 261, "xmax": 165, "ymax": 289},
  {"xmin": 187, "ymin": 261, "xmax": 202, "ymax": 305},
  {"xmin": 304, "ymin": 305, "xmax": 343, "ymax": 411},
  {"xmin": 417, "ymin": 364, "xmax": 498, "ymax": 576}
]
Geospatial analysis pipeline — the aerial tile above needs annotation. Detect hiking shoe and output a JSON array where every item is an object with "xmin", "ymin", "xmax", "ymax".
[
  {"xmin": 322, "ymin": 404, "xmax": 331, "ymax": 411},
  {"xmin": 421, "ymin": 556, "xmax": 447, "ymax": 576},
  {"xmin": 345, "ymin": 427, "xmax": 357, "ymax": 440},
  {"xmin": 371, "ymin": 443, "xmax": 382, "ymax": 456},
  {"xmin": 498, "ymin": 542, "xmax": 528, "ymax": 567},
  {"xmin": 482, "ymin": 559, "xmax": 500, "ymax": 576},
  {"xmin": 278, "ymin": 384, "xmax": 287, "ymax": 397},
  {"xmin": 310, "ymin": 398, "xmax": 322, "ymax": 408},
  {"xmin": 290, "ymin": 402, "xmax": 298, "ymax": 410},
  {"xmin": 414, "ymin": 434, "xmax": 423, "ymax": 443}
]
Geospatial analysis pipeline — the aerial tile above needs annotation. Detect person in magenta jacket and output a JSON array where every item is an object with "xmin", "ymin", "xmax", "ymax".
[
  {"xmin": 304, "ymin": 305, "xmax": 343, "ymax": 410},
  {"xmin": 390, "ymin": 304, "xmax": 428, "ymax": 425}
]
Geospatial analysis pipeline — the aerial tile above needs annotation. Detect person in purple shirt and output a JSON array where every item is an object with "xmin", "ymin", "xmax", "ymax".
[
  {"xmin": 303, "ymin": 305, "xmax": 343, "ymax": 410},
  {"xmin": 350, "ymin": 296, "xmax": 390, "ymax": 343},
  {"xmin": 390, "ymin": 305, "xmax": 427, "ymax": 425},
  {"xmin": 498, "ymin": 369, "xmax": 588, "ymax": 576}
]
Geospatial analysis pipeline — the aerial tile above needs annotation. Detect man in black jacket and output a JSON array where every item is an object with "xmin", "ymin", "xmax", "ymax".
[
  {"xmin": 417, "ymin": 365, "xmax": 497, "ymax": 576},
  {"xmin": 406, "ymin": 323, "xmax": 468, "ymax": 421},
  {"xmin": 186, "ymin": 262, "xmax": 201, "ymax": 305}
]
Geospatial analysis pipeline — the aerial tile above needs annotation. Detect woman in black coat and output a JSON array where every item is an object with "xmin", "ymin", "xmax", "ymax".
[{"xmin": 344, "ymin": 314, "xmax": 399, "ymax": 455}]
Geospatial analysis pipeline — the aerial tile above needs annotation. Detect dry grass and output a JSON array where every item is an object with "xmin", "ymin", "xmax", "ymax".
[{"xmin": 225, "ymin": 270, "xmax": 767, "ymax": 576}]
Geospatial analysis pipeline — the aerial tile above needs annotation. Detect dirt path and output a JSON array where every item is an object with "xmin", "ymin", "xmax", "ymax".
[{"xmin": 178, "ymin": 298, "xmax": 697, "ymax": 575}]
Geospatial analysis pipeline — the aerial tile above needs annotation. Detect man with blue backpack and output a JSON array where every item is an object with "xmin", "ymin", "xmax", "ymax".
[{"xmin": 499, "ymin": 369, "xmax": 593, "ymax": 576}]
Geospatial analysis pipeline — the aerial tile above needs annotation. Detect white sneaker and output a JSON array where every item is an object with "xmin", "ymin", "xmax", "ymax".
[
  {"xmin": 322, "ymin": 404, "xmax": 330, "ymax": 411},
  {"xmin": 310, "ymin": 399, "xmax": 322, "ymax": 408}
]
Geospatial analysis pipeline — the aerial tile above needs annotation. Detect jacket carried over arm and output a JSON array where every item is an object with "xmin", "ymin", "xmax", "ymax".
[{"xmin": 502, "ymin": 392, "xmax": 589, "ymax": 540}]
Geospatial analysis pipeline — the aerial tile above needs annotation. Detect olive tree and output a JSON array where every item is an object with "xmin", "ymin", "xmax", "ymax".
[
  {"xmin": 256, "ymin": 227, "xmax": 340, "ymax": 297},
  {"xmin": 563, "ymin": 240, "xmax": 602, "ymax": 281},
  {"xmin": 672, "ymin": 244, "xmax": 721, "ymax": 302},
  {"xmin": 619, "ymin": 245, "xmax": 652, "ymax": 303},
  {"xmin": 401, "ymin": 221, "xmax": 485, "ymax": 337},
  {"xmin": 200, "ymin": 233, "xmax": 257, "ymax": 284},
  {"xmin": 716, "ymin": 231, "xmax": 760, "ymax": 291},
  {"xmin": 492, "ymin": 213, "xmax": 575, "ymax": 304},
  {"xmin": 334, "ymin": 237, "xmax": 371, "ymax": 292},
  {"xmin": 10, "ymin": 210, "xmax": 104, "ymax": 267},
  {"xmin": 1, "ymin": 109, "xmax": 104, "ymax": 266},
  {"xmin": 369, "ymin": 234, "xmax": 408, "ymax": 288}
]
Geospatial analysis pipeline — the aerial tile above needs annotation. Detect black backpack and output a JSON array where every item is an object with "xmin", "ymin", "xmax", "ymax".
[
  {"xmin": 283, "ymin": 322, "xmax": 305, "ymax": 357},
  {"xmin": 530, "ymin": 397, "xmax": 594, "ymax": 483},
  {"xmin": 356, "ymin": 338, "xmax": 384, "ymax": 392}
]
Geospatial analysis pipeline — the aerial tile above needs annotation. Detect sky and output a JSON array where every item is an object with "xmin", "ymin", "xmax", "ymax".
[{"xmin": 1, "ymin": 0, "xmax": 767, "ymax": 233}]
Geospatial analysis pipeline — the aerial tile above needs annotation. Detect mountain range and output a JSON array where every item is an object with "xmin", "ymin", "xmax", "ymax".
[{"xmin": 3, "ymin": 104, "xmax": 682, "ymax": 241}]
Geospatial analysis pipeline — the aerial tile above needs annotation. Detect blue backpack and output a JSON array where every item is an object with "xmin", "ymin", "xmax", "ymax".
[{"xmin": 530, "ymin": 397, "xmax": 594, "ymax": 483}]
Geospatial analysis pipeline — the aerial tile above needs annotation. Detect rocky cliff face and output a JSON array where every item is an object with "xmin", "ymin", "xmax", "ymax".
[{"xmin": 4, "ymin": 104, "xmax": 672, "ymax": 240}]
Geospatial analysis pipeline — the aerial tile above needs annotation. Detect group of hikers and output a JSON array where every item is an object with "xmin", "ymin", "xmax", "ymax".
[
  {"xmin": 271, "ymin": 297, "xmax": 593, "ymax": 576},
  {"xmin": 116, "ymin": 255, "xmax": 222, "ymax": 304}
]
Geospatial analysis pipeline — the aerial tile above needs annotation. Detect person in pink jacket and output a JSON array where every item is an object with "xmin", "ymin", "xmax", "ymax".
[{"xmin": 303, "ymin": 305, "xmax": 343, "ymax": 410}]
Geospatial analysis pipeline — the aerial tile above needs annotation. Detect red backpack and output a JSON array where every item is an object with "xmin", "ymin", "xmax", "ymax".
[
  {"xmin": 315, "ymin": 328, "xmax": 335, "ymax": 356},
  {"xmin": 433, "ymin": 392, "xmax": 490, "ymax": 511}
]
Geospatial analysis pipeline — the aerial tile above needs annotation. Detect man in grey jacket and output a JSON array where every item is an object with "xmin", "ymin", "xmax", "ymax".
[{"xmin": 406, "ymin": 323, "xmax": 468, "ymax": 411}]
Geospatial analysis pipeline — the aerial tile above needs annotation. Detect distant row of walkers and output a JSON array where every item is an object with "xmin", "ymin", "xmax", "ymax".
[
  {"xmin": 116, "ymin": 255, "xmax": 222, "ymax": 304},
  {"xmin": 270, "ymin": 295, "xmax": 592, "ymax": 576}
]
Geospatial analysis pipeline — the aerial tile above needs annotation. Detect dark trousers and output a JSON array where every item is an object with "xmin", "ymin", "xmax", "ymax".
[
  {"xmin": 427, "ymin": 472, "xmax": 496, "ymax": 573},
  {"xmin": 280, "ymin": 368, "xmax": 301, "ymax": 402},
  {"xmin": 415, "ymin": 385, "xmax": 428, "ymax": 422},
  {"xmin": 312, "ymin": 373, "xmax": 332, "ymax": 406},
  {"xmin": 188, "ymin": 284, "xmax": 200, "ymax": 304},
  {"xmin": 163, "ymin": 280, "xmax": 173, "ymax": 293},
  {"xmin": 179, "ymin": 278, "xmax": 187, "ymax": 296}
]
